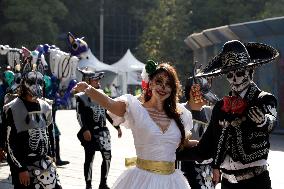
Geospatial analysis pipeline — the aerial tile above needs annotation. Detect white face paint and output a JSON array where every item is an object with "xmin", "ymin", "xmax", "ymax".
[
  {"xmin": 150, "ymin": 72, "xmax": 172, "ymax": 102},
  {"xmin": 226, "ymin": 69, "xmax": 251, "ymax": 93},
  {"xmin": 24, "ymin": 71, "xmax": 44, "ymax": 98}
]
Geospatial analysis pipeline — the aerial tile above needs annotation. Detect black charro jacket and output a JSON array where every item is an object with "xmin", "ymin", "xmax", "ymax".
[{"xmin": 177, "ymin": 82, "xmax": 277, "ymax": 168}]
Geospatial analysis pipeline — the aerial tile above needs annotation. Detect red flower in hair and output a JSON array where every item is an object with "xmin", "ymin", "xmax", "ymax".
[{"xmin": 141, "ymin": 80, "xmax": 148, "ymax": 90}]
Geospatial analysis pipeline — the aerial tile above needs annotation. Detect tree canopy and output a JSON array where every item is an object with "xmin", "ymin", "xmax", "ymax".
[
  {"xmin": 0, "ymin": 0, "xmax": 67, "ymax": 48},
  {"xmin": 0, "ymin": 0, "xmax": 283, "ymax": 79}
]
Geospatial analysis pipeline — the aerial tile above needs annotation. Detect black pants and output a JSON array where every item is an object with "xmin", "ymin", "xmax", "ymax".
[
  {"xmin": 221, "ymin": 170, "xmax": 271, "ymax": 189},
  {"xmin": 55, "ymin": 135, "xmax": 61, "ymax": 160},
  {"xmin": 84, "ymin": 145, "xmax": 111, "ymax": 186}
]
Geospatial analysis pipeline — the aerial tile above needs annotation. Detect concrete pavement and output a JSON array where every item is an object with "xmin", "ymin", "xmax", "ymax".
[{"xmin": 1, "ymin": 110, "xmax": 284, "ymax": 189}]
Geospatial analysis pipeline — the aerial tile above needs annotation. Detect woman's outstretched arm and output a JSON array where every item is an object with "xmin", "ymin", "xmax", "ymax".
[{"xmin": 73, "ymin": 82, "xmax": 126, "ymax": 117}]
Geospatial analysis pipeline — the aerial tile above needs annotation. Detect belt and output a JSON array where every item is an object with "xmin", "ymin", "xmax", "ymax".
[
  {"xmin": 222, "ymin": 165, "xmax": 267, "ymax": 183},
  {"xmin": 125, "ymin": 157, "xmax": 175, "ymax": 175}
]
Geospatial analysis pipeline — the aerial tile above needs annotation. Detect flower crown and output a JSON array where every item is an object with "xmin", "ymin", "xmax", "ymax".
[{"xmin": 141, "ymin": 60, "xmax": 158, "ymax": 90}]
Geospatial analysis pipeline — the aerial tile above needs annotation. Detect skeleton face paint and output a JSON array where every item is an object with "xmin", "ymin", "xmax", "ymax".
[
  {"xmin": 226, "ymin": 69, "xmax": 251, "ymax": 93},
  {"xmin": 150, "ymin": 72, "xmax": 172, "ymax": 101},
  {"xmin": 24, "ymin": 71, "xmax": 44, "ymax": 98}
]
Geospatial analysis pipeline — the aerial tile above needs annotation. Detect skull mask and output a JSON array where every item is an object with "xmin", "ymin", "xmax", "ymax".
[
  {"xmin": 24, "ymin": 71, "xmax": 44, "ymax": 98},
  {"xmin": 226, "ymin": 69, "xmax": 252, "ymax": 93}
]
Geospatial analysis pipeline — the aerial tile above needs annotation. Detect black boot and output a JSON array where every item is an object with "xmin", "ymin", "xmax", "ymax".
[
  {"xmin": 56, "ymin": 159, "xmax": 70, "ymax": 166},
  {"xmin": 86, "ymin": 181, "xmax": 92, "ymax": 189},
  {"xmin": 98, "ymin": 183, "xmax": 110, "ymax": 189}
]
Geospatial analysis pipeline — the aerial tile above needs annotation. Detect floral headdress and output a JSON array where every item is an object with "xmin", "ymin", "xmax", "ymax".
[{"xmin": 141, "ymin": 60, "xmax": 158, "ymax": 90}]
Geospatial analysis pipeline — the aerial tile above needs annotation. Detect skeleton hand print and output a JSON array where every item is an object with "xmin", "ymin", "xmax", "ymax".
[
  {"xmin": 99, "ymin": 131, "xmax": 111, "ymax": 151},
  {"xmin": 248, "ymin": 106, "xmax": 266, "ymax": 125}
]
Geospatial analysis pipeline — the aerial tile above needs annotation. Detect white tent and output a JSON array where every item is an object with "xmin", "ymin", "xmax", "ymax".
[
  {"xmin": 77, "ymin": 49, "xmax": 118, "ymax": 88},
  {"xmin": 111, "ymin": 49, "xmax": 145, "ymax": 94}
]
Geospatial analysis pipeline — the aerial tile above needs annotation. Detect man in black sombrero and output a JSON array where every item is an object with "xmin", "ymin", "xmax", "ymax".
[
  {"xmin": 177, "ymin": 40, "xmax": 279, "ymax": 189},
  {"xmin": 75, "ymin": 68, "xmax": 122, "ymax": 189}
]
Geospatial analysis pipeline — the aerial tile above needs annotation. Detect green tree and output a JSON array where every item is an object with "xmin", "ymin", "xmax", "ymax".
[
  {"xmin": 137, "ymin": 0, "xmax": 194, "ymax": 82},
  {"xmin": 260, "ymin": 0, "xmax": 284, "ymax": 18},
  {"xmin": 0, "ymin": 0, "xmax": 67, "ymax": 49},
  {"xmin": 138, "ymin": 0, "xmax": 277, "ymax": 83},
  {"xmin": 57, "ymin": 0, "xmax": 101, "ymax": 51}
]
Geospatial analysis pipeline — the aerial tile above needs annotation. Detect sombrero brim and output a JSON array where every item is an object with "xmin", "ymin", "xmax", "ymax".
[
  {"xmin": 195, "ymin": 42, "xmax": 279, "ymax": 78},
  {"xmin": 88, "ymin": 72, "xmax": 104, "ymax": 80}
]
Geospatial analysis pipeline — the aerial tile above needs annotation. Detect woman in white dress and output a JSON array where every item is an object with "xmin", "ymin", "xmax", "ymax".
[{"xmin": 73, "ymin": 61, "xmax": 195, "ymax": 189}]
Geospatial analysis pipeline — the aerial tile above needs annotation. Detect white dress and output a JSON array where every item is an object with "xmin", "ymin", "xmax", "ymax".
[{"xmin": 109, "ymin": 94, "xmax": 193, "ymax": 189}]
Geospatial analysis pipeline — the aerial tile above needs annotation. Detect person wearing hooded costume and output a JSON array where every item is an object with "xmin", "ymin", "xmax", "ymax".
[
  {"xmin": 75, "ymin": 68, "xmax": 122, "ymax": 189},
  {"xmin": 1, "ymin": 62, "xmax": 62, "ymax": 189},
  {"xmin": 177, "ymin": 40, "xmax": 278, "ymax": 189}
]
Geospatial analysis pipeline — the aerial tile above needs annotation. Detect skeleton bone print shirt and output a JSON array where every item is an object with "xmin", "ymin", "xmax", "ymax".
[
  {"xmin": 3, "ymin": 97, "xmax": 54, "ymax": 173},
  {"xmin": 76, "ymin": 91, "xmax": 113, "ymax": 151}
]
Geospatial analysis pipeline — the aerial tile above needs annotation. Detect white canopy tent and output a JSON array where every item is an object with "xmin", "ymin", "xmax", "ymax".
[
  {"xmin": 111, "ymin": 49, "xmax": 145, "ymax": 94},
  {"xmin": 77, "ymin": 49, "xmax": 118, "ymax": 88}
]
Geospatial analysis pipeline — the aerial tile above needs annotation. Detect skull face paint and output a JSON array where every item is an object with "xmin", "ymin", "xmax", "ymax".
[
  {"xmin": 24, "ymin": 71, "xmax": 44, "ymax": 98},
  {"xmin": 226, "ymin": 69, "xmax": 251, "ymax": 93},
  {"xmin": 150, "ymin": 72, "xmax": 172, "ymax": 101}
]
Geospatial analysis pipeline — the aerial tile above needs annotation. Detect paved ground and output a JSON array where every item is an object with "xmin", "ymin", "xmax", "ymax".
[{"xmin": 1, "ymin": 110, "xmax": 284, "ymax": 189}]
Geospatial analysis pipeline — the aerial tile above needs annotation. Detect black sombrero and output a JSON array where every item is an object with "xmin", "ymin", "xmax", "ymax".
[
  {"xmin": 195, "ymin": 40, "xmax": 279, "ymax": 78},
  {"xmin": 186, "ymin": 62, "xmax": 219, "ymax": 104},
  {"xmin": 77, "ymin": 67, "xmax": 104, "ymax": 80}
]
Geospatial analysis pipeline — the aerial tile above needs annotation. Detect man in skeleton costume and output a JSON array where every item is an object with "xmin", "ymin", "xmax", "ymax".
[
  {"xmin": 177, "ymin": 40, "xmax": 279, "ymax": 189},
  {"xmin": 2, "ymin": 67, "xmax": 62, "ymax": 189},
  {"xmin": 178, "ymin": 76, "xmax": 218, "ymax": 189},
  {"xmin": 75, "ymin": 68, "xmax": 122, "ymax": 189}
]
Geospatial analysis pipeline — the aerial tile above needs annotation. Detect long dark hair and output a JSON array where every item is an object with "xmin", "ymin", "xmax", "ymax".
[{"xmin": 143, "ymin": 63, "xmax": 185, "ymax": 147}]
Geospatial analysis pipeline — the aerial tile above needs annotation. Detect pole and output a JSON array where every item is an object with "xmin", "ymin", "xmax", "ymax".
[{"xmin": 100, "ymin": 0, "xmax": 104, "ymax": 62}]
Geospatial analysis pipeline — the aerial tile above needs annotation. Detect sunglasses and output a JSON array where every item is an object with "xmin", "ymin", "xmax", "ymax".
[{"xmin": 226, "ymin": 70, "xmax": 246, "ymax": 79}]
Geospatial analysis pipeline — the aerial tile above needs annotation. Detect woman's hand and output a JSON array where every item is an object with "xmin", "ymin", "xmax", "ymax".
[
  {"xmin": 83, "ymin": 130, "xmax": 92, "ymax": 141},
  {"xmin": 73, "ymin": 82, "xmax": 90, "ymax": 93},
  {"xmin": 19, "ymin": 171, "xmax": 30, "ymax": 186}
]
